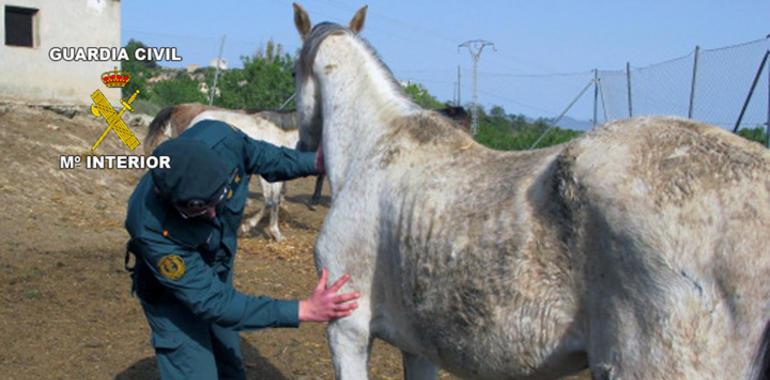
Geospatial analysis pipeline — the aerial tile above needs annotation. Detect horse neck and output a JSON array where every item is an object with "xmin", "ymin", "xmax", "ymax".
[{"xmin": 314, "ymin": 34, "xmax": 416, "ymax": 193}]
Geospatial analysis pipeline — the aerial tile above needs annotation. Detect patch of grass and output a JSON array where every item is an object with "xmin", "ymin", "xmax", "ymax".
[
  {"xmin": 20, "ymin": 268, "xmax": 42, "ymax": 282},
  {"xmin": 24, "ymin": 289, "xmax": 41, "ymax": 299}
]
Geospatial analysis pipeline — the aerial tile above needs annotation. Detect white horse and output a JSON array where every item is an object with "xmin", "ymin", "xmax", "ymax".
[
  {"xmin": 145, "ymin": 104, "xmax": 299, "ymax": 240},
  {"xmin": 291, "ymin": 4, "xmax": 770, "ymax": 380}
]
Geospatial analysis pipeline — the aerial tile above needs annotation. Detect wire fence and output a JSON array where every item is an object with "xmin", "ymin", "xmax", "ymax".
[
  {"xmin": 513, "ymin": 37, "xmax": 770, "ymax": 148},
  {"xmin": 472, "ymin": 37, "xmax": 770, "ymax": 147},
  {"xmin": 599, "ymin": 37, "xmax": 770, "ymax": 130}
]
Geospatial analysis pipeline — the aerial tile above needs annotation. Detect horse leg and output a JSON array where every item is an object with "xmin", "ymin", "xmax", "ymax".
[
  {"xmin": 402, "ymin": 351, "xmax": 437, "ymax": 380},
  {"xmin": 327, "ymin": 312, "xmax": 372, "ymax": 379},
  {"xmin": 279, "ymin": 181, "xmax": 287, "ymax": 210},
  {"xmin": 311, "ymin": 174, "xmax": 325, "ymax": 205},
  {"xmin": 316, "ymin": 193, "xmax": 377, "ymax": 378},
  {"xmin": 260, "ymin": 181, "xmax": 284, "ymax": 241},
  {"xmin": 267, "ymin": 201, "xmax": 283, "ymax": 241},
  {"xmin": 241, "ymin": 205, "xmax": 266, "ymax": 234}
]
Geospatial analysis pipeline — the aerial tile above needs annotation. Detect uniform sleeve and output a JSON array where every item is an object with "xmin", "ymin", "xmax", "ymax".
[
  {"xmin": 243, "ymin": 135, "xmax": 318, "ymax": 182},
  {"xmin": 134, "ymin": 234, "xmax": 299, "ymax": 330}
]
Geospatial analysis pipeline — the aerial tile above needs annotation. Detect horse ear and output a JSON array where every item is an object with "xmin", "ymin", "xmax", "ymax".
[
  {"xmin": 293, "ymin": 3, "xmax": 312, "ymax": 40},
  {"xmin": 349, "ymin": 5, "xmax": 367, "ymax": 34}
]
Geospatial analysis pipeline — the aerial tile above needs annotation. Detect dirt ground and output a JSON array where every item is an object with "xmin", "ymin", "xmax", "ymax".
[{"xmin": 0, "ymin": 105, "xmax": 589, "ymax": 379}]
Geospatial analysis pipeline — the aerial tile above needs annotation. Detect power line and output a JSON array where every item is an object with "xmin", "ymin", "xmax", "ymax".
[
  {"xmin": 468, "ymin": 69, "xmax": 594, "ymax": 79},
  {"xmin": 122, "ymin": 28, "xmax": 219, "ymax": 42},
  {"xmin": 317, "ymin": 0, "xmax": 460, "ymax": 45},
  {"xmin": 311, "ymin": 0, "xmax": 564, "ymax": 75}
]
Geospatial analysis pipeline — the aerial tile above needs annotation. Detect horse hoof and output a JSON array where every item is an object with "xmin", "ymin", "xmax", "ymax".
[{"xmin": 269, "ymin": 229, "xmax": 284, "ymax": 241}]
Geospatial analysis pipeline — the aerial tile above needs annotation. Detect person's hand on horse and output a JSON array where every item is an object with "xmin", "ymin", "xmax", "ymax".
[{"xmin": 299, "ymin": 268, "xmax": 359, "ymax": 322}]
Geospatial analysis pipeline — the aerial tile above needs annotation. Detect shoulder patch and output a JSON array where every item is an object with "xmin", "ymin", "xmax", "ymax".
[{"xmin": 157, "ymin": 255, "xmax": 186, "ymax": 281}]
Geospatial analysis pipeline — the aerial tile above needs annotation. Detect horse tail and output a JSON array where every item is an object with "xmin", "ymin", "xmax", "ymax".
[
  {"xmin": 144, "ymin": 105, "xmax": 176, "ymax": 155},
  {"xmin": 751, "ymin": 320, "xmax": 770, "ymax": 380}
]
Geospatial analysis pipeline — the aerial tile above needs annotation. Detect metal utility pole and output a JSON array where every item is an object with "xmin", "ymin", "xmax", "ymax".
[
  {"xmin": 455, "ymin": 65, "xmax": 463, "ymax": 107},
  {"xmin": 688, "ymin": 45, "xmax": 700, "ymax": 119},
  {"xmin": 626, "ymin": 62, "xmax": 633, "ymax": 117},
  {"xmin": 593, "ymin": 69, "xmax": 599, "ymax": 127},
  {"xmin": 459, "ymin": 39, "xmax": 496, "ymax": 136},
  {"xmin": 209, "ymin": 35, "xmax": 226, "ymax": 105}
]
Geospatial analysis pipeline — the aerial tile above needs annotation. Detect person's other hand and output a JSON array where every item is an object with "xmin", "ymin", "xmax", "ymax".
[{"xmin": 299, "ymin": 268, "xmax": 359, "ymax": 322}]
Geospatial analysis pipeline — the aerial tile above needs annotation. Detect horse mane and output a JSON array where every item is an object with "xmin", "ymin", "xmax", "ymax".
[
  {"xmin": 300, "ymin": 22, "xmax": 410, "ymax": 106},
  {"xmin": 301, "ymin": 23, "xmax": 478, "ymax": 147}
]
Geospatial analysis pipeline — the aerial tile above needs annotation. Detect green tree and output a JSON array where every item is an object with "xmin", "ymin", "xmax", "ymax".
[
  {"xmin": 489, "ymin": 105, "xmax": 507, "ymax": 119},
  {"xmin": 120, "ymin": 39, "xmax": 159, "ymax": 98},
  {"xmin": 215, "ymin": 40, "xmax": 295, "ymax": 109},
  {"xmin": 737, "ymin": 126, "xmax": 768, "ymax": 146},
  {"xmin": 148, "ymin": 74, "xmax": 207, "ymax": 108},
  {"xmin": 474, "ymin": 105, "xmax": 582, "ymax": 151},
  {"xmin": 403, "ymin": 82, "xmax": 444, "ymax": 109}
]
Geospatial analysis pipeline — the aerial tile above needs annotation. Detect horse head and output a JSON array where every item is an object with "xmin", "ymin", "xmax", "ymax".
[{"xmin": 292, "ymin": 3, "xmax": 367, "ymax": 152}]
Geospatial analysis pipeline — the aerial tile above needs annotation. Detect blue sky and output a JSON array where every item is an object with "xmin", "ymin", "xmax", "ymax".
[{"xmin": 122, "ymin": 1, "xmax": 770, "ymax": 126}]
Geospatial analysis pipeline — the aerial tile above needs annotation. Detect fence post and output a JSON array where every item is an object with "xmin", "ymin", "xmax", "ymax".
[
  {"xmin": 455, "ymin": 65, "xmax": 463, "ymax": 107},
  {"xmin": 733, "ymin": 50, "xmax": 769, "ymax": 133},
  {"xmin": 688, "ymin": 45, "xmax": 700, "ymax": 119},
  {"xmin": 626, "ymin": 62, "xmax": 633, "ymax": 117},
  {"xmin": 598, "ymin": 77, "xmax": 608, "ymax": 122},
  {"xmin": 593, "ymin": 69, "xmax": 599, "ymax": 127}
]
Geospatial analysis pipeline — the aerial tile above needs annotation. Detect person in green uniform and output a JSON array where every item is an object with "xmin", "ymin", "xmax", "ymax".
[{"xmin": 125, "ymin": 119, "xmax": 359, "ymax": 379}]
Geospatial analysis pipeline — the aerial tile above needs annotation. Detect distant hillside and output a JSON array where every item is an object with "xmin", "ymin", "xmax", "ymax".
[{"xmin": 554, "ymin": 116, "xmax": 593, "ymax": 131}]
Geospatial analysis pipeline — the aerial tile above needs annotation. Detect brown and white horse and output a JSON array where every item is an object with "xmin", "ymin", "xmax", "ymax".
[{"xmin": 292, "ymin": 4, "xmax": 770, "ymax": 379}]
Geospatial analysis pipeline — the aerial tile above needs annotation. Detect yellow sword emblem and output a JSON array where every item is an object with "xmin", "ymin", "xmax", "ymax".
[{"xmin": 89, "ymin": 89, "xmax": 141, "ymax": 152}]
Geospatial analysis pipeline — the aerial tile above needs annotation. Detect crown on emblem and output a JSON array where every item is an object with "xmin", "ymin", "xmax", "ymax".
[{"xmin": 101, "ymin": 67, "xmax": 131, "ymax": 88}]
